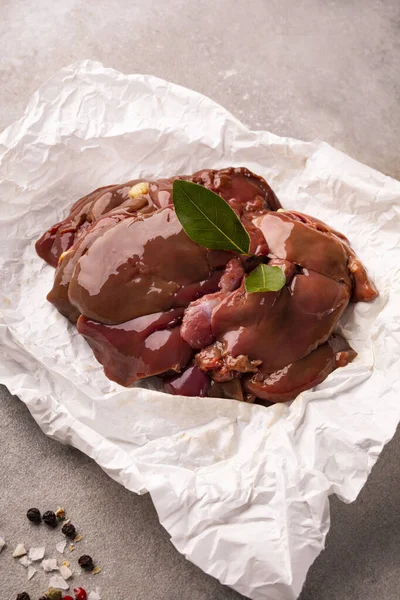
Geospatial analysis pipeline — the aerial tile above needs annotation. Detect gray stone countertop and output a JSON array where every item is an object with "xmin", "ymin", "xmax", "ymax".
[{"xmin": 1, "ymin": 1, "xmax": 399, "ymax": 599}]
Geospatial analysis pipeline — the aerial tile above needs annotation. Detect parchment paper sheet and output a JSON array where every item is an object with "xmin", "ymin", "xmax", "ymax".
[{"xmin": 1, "ymin": 60, "xmax": 399, "ymax": 600}]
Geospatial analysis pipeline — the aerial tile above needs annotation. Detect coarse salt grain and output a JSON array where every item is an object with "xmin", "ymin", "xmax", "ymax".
[
  {"xmin": 19, "ymin": 556, "xmax": 32, "ymax": 568},
  {"xmin": 49, "ymin": 574, "xmax": 70, "ymax": 590},
  {"xmin": 27, "ymin": 565, "xmax": 37, "ymax": 580},
  {"xmin": 42, "ymin": 558, "xmax": 59, "ymax": 572},
  {"xmin": 0, "ymin": 537, "xmax": 6, "ymax": 553},
  {"xmin": 59, "ymin": 564, "xmax": 72, "ymax": 580},
  {"xmin": 88, "ymin": 590, "xmax": 102, "ymax": 600},
  {"xmin": 13, "ymin": 543, "xmax": 27, "ymax": 558},
  {"xmin": 56, "ymin": 540, "xmax": 67, "ymax": 554},
  {"xmin": 29, "ymin": 546, "xmax": 45, "ymax": 561}
]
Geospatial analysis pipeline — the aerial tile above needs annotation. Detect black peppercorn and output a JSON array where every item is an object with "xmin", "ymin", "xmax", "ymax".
[
  {"xmin": 78, "ymin": 554, "xmax": 94, "ymax": 570},
  {"xmin": 42, "ymin": 510, "xmax": 57, "ymax": 527},
  {"xmin": 16, "ymin": 593, "xmax": 30, "ymax": 600},
  {"xmin": 61, "ymin": 522, "xmax": 76, "ymax": 538},
  {"xmin": 26, "ymin": 508, "xmax": 41, "ymax": 524}
]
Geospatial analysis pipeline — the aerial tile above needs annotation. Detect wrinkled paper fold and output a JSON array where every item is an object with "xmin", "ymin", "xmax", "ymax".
[{"xmin": 1, "ymin": 60, "xmax": 399, "ymax": 600}]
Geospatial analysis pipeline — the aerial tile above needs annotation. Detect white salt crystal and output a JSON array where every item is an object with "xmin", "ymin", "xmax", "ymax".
[
  {"xmin": 59, "ymin": 564, "xmax": 72, "ymax": 580},
  {"xmin": 29, "ymin": 546, "xmax": 45, "ymax": 561},
  {"xmin": 88, "ymin": 590, "xmax": 102, "ymax": 600},
  {"xmin": 19, "ymin": 556, "xmax": 32, "ymax": 568},
  {"xmin": 13, "ymin": 544, "xmax": 27, "ymax": 558},
  {"xmin": 42, "ymin": 558, "xmax": 59, "ymax": 572},
  {"xmin": 27, "ymin": 566, "xmax": 37, "ymax": 580},
  {"xmin": 49, "ymin": 574, "xmax": 69, "ymax": 590},
  {"xmin": 56, "ymin": 540, "xmax": 67, "ymax": 554}
]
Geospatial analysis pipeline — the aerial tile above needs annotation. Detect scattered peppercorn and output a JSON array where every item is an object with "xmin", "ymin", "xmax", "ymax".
[
  {"xmin": 78, "ymin": 554, "xmax": 94, "ymax": 571},
  {"xmin": 26, "ymin": 507, "xmax": 41, "ymax": 524},
  {"xmin": 42, "ymin": 510, "xmax": 57, "ymax": 528},
  {"xmin": 16, "ymin": 593, "xmax": 30, "ymax": 600},
  {"xmin": 73, "ymin": 588, "xmax": 87, "ymax": 600},
  {"xmin": 45, "ymin": 589, "xmax": 62, "ymax": 600},
  {"xmin": 62, "ymin": 523, "xmax": 77, "ymax": 538}
]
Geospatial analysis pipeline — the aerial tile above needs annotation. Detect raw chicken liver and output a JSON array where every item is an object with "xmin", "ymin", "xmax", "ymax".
[{"xmin": 36, "ymin": 167, "xmax": 377, "ymax": 404}]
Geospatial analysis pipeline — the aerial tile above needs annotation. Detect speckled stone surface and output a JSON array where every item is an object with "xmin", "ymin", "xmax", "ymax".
[{"xmin": 1, "ymin": 1, "xmax": 399, "ymax": 599}]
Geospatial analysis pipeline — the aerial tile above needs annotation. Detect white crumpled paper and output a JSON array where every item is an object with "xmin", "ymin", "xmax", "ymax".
[{"xmin": 1, "ymin": 60, "xmax": 399, "ymax": 600}]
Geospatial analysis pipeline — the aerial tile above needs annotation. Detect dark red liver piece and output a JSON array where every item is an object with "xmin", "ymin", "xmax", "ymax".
[
  {"xmin": 245, "ymin": 334, "xmax": 357, "ymax": 403},
  {"xmin": 77, "ymin": 309, "xmax": 192, "ymax": 386},
  {"xmin": 36, "ymin": 167, "xmax": 280, "ymax": 267},
  {"xmin": 164, "ymin": 365, "xmax": 210, "ymax": 398},
  {"xmin": 36, "ymin": 167, "xmax": 377, "ymax": 404}
]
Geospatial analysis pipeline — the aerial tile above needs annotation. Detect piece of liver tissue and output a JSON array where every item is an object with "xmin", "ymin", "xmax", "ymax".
[{"xmin": 36, "ymin": 167, "xmax": 377, "ymax": 402}]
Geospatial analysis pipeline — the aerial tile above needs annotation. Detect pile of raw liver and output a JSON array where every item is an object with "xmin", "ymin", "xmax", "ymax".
[{"xmin": 36, "ymin": 167, "xmax": 378, "ymax": 404}]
